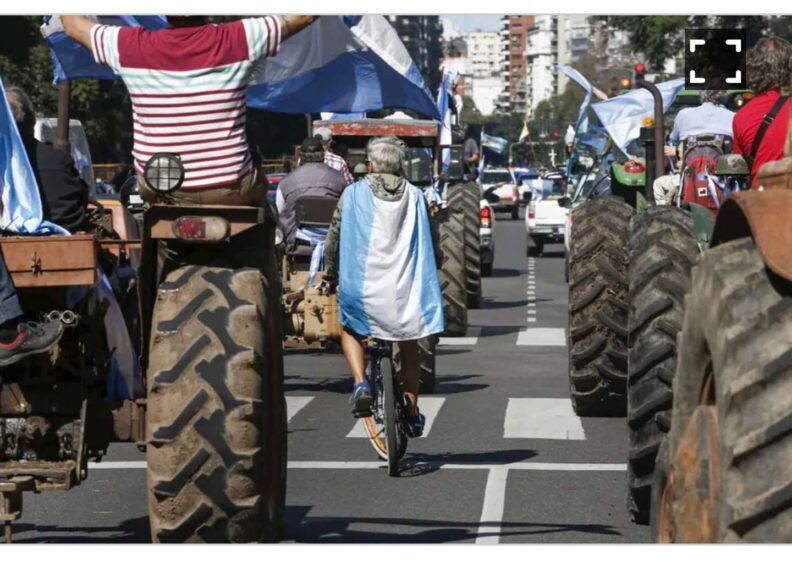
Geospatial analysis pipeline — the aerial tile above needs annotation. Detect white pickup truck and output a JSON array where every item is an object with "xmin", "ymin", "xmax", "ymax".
[{"xmin": 525, "ymin": 172, "xmax": 569, "ymax": 257}]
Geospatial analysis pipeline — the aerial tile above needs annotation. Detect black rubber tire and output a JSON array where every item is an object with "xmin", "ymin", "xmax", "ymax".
[
  {"xmin": 627, "ymin": 207, "xmax": 698, "ymax": 524},
  {"xmin": 481, "ymin": 261, "xmax": 493, "ymax": 278},
  {"xmin": 146, "ymin": 256, "xmax": 285, "ymax": 543},
  {"xmin": 661, "ymin": 237, "xmax": 792, "ymax": 542},
  {"xmin": 381, "ymin": 355, "xmax": 406, "ymax": 477},
  {"xmin": 454, "ymin": 183, "xmax": 482, "ymax": 310},
  {"xmin": 439, "ymin": 197, "xmax": 469, "ymax": 337},
  {"xmin": 568, "ymin": 196, "xmax": 633, "ymax": 417},
  {"xmin": 393, "ymin": 336, "xmax": 437, "ymax": 394}
]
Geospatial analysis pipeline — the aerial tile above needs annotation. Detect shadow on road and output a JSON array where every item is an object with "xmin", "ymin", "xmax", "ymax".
[
  {"xmin": 285, "ymin": 505, "xmax": 621, "ymax": 543},
  {"xmin": 487, "ymin": 268, "xmax": 522, "ymax": 278},
  {"xmin": 10, "ymin": 516, "xmax": 150, "ymax": 543},
  {"xmin": 481, "ymin": 298, "xmax": 527, "ymax": 310}
]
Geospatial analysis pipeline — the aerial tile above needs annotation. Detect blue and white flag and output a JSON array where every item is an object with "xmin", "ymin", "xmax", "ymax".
[
  {"xmin": 0, "ymin": 75, "xmax": 67, "ymax": 235},
  {"xmin": 436, "ymin": 71, "xmax": 453, "ymax": 171},
  {"xmin": 557, "ymin": 64, "xmax": 593, "ymax": 135},
  {"xmin": 481, "ymin": 132, "xmax": 509, "ymax": 154},
  {"xmin": 592, "ymin": 78, "xmax": 685, "ymax": 156},
  {"xmin": 338, "ymin": 179, "xmax": 444, "ymax": 341},
  {"xmin": 43, "ymin": 16, "xmax": 439, "ymax": 119}
]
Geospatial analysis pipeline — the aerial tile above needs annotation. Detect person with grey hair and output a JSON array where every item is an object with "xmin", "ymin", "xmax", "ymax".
[
  {"xmin": 323, "ymin": 136, "xmax": 443, "ymax": 437},
  {"xmin": 5, "ymin": 85, "xmax": 90, "ymax": 233},
  {"xmin": 733, "ymin": 36, "xmax": 792, "ymax": 188},
  {"xmin": 653, "ymin": 88, "xmax": 736, "ymax": 205}
]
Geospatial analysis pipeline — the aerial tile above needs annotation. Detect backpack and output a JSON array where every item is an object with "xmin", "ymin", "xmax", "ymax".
[{"xmin": 679, "ymin": 134, "xmax": 731, "ymax": 212}]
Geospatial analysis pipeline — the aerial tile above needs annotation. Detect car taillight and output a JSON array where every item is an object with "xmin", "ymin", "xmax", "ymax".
[
  {"xmin": 172, "ymin": 216, "xmax": 230, "ymax": 242},
  {"xmin": 480, "ymin": 205, "xmax": 492, "ymax": 227},
  {"xmin": 528, "ymin": 202, "xmax": 535, "ymax": 219},
  {"xmin": 624, "ymin": 161, "xmax": 645, "ymax": 174}
]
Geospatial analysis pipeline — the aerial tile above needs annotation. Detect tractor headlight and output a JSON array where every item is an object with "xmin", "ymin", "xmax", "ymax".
[{"xmin": 143, "ymin": 153, "xmax": 185, "ymax": 194}]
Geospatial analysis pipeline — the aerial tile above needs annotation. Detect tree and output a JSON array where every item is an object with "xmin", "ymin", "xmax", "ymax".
[{"xmin": 605, "ymin": 16, "xmax": 689, "ymax": 72}]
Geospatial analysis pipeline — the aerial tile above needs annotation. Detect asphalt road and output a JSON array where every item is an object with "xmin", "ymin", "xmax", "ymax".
[{"xmin": 9, "ymin": 216, "xmax": 650, "ymax": 544}]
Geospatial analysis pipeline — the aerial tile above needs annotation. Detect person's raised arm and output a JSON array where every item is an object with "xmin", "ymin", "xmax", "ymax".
[
  {"xmin": 62, "ymin": 15, "xmax": 94, "ymax": 50},
  {"xmin": 279, "ymin": 15, "xmax": 319, "ymax": 42}
]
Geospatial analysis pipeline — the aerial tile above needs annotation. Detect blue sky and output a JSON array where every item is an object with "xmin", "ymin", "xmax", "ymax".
[{"xmin": 444, "ymin": 15, "xmax": 502, "ymax": 32}]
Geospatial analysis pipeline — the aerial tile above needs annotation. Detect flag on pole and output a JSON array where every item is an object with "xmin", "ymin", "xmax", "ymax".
[
  {"xmin": 556, "ymin": 64, "xmax": 594, "ymax": 135},
  {"xmin": 592, "ymin": 78, "xmax": 685, "ymax": 156},
  {"xmin": 519, "ymin": 120, "xmax": 530, "ymax": 143},
  {"xmin": 42, "ymin": 16, "xmax": 439, "ymax": 119},
  {"xmin": 436, "ymin": 71, "xmax": 452, "ymax": 170},
  {"xmin": 481, "ymin": 132, "xmax": 509, "ymax": 154}
]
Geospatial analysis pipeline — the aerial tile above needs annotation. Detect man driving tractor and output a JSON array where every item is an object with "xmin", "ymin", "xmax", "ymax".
[
  {"xmin": 323, "ymin": 136, "xmax": 444, "ymax": 437},
  {"xmin": 61, "ymin": 14, "xmax": 318, "ymax": 206}
]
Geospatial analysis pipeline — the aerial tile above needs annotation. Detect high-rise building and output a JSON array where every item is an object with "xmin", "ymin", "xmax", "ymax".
[
  {"xmin": 495, "ymin": 15, "xmax": 535, "ymax": 115},
  {"xmin": 386, "ymin": 15, "xmax": 444, "ymax": 94}
]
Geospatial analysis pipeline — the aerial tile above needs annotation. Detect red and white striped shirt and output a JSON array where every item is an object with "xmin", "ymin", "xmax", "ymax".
[{"xmin": 90, "ymin": 18, "xmax": 282, "ymax": 190}]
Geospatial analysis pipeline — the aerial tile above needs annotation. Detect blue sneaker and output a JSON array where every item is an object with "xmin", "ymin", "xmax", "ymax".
[
  {"xmin": 350, "ymin": 381, "xmax": 373, "ymax": 418},
  {"xmin": 404, "ymin": 411, "xmax": 426, "ymax": 438}
]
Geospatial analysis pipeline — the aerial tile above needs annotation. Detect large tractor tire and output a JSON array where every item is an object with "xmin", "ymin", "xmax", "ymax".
[
  {"xmin": 459, "ymin": 183, "xmax": 483, "ymax": 310},
  {"xmin": 394, "ymin": 336, "xmax": 437, "ymax": 394},
  {"xmin": 568, "ymin": 196, "xmax": 632, "ymax": 416},
  {"xmin": 654, "ymin": 237, "xmax": 792, "ymax": 542},
  {"xmin": 439, "ymin": 192, "xmax": 469, "ymax": 337},
  {"xmin": 146, "ymin": 253, "xmax": 286, "ymax": 543},
  {"xmin": 627, "ymin": 207, "xmax": 698, "ymax": 524}
]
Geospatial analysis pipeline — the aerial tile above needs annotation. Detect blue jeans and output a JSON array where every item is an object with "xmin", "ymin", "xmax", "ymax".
[{"xmin": 0, "ymin": 250, "xmax": 23, "ymax": 325}]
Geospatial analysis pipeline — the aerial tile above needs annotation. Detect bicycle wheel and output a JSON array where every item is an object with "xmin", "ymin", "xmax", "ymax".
[
  {"xmin": 381, "ymin": 354, "xmax": 407, "ymax": 477},
  {"xmin": 363, "ymin": 355, "xmax": 389, "ymax": 461}
]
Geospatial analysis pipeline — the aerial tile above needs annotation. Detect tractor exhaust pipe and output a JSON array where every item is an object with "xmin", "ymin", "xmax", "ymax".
[{"xmin": 634, "ymin": 64, "xmax": 665, "ymax": 204}]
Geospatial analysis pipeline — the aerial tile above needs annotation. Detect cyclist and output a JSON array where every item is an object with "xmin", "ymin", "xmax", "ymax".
[
  {"xmin": 61, "ymin": 15, "xmax": 318, "ymax": 206},
  {"xmin": 323, "ymin": 137, "xmax": 444, "ymax": 437}
]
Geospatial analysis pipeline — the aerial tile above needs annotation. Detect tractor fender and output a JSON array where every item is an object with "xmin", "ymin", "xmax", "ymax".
[{"xmin": 710, "ymin": 191, "xmax": 792, "ymax": 282}]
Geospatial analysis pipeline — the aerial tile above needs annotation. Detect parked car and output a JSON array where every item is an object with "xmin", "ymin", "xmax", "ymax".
[
  {"xmin": 479, "ymin": 168, "xmax": 520, "ymax": 219},
  {"xmin": 526, "ymin": 172, "xmax": 570, "ymax": 256},
  {"xmin": 479, "ymin": 198, "xmax": 496, "ymax": 276}
]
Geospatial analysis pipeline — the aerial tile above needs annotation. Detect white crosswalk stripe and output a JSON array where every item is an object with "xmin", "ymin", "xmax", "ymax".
[
  {"xmin": 504, "ymin": 398, "xmax": 585, "ymax": 440},
  {"xmin": 346, "ymin": 397, "xmax": 446, "ymax": 438},
  {"xmin": 439, "ymin": 326, "xmax": 482, "ymax": 346},
  {"xmin": 516, "ymin": 328, "xmax": 566, "ymax": 346},
  {"xmin": 286, "ymin": 396, "xmax": 314, "ymax": 422}
]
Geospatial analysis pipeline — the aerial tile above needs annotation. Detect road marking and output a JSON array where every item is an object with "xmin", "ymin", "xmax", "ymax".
[
  {"xmin": 286, "ymin": 396, "xmax": 314, "ymax": 422},
  {"xmin": 346, "ymin": 397, "xmax": 446, "ymax": 438},
  {"xmin": 88, "ymin": 460, "xmax": 627, "ymax": 471},
  {"xmin": 527, "ymin": 302, "xmax": 536, "ymax": 307},
  {"xmin": 516, "ymin": 327, "xmax": 566, "ymax": 346},
  {"xmin": 475, "ymin": 467, "xmax": 508, "ymax": 545},
  {"xmin": 504, "ymin": 398, "xmax": 585, "ymax": 440},
  {"xmin": 526, "ymin": 317, "xmax": 536, "ymax": 323},
  {"xmin": 439, "ymin": 326, "xmax": 482, "ymax": 346}
]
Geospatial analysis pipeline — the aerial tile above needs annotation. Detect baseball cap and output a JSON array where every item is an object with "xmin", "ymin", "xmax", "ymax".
[
  {"xmin": 314, "ymin": 126, "xmax": 333, "ymax": 144},
  {"xmin": 300, "ymin": 137, "xmax": 324, "ymax": 153}
]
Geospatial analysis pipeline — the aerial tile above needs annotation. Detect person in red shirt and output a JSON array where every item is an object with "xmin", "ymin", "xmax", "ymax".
[{"xmin": 732, "ymin": 36, "xmax": 792, "ymax": 189}]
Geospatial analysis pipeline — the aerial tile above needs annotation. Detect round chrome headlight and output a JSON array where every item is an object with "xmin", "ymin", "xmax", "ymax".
[{"xmin": 143, "ymin": 153, "xmax": 185, "ymax": 194}]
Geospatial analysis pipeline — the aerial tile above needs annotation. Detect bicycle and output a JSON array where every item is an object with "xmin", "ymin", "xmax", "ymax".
[{"xmin": 360, "ymin": 339, "xmax": 409, "ymax": 476}]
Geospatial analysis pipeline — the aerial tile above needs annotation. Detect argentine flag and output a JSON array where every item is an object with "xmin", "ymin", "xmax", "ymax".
[
  {"xmin": 0, "ymin": 74, "xmax": 67, "ymax": 235},
  {"xmin": 436, "ymin": 71, "xmax": 453, "ymax": 171},
  {"xmin": 557, "ymin": 64, "xmax": 594, "ymax": 136},
  {"xmin": 339, "ymin": 179, "xmax": 444, "ymax": 341},
  {"xmin": 481, "ymin": 132, "xmax": 509, "ymax": 155},
  {"xmin": 592, "ymin": 78, "xmax": 685, "ymax": 156},
  {"xmin": 41, "ymin": 15, "xmax": 439, "ymax": 120}
]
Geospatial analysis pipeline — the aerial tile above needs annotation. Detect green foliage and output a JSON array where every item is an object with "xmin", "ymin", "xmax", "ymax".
[{"xmin": 607, "ymin": 16, "xmax": 689, "ymax": 71}]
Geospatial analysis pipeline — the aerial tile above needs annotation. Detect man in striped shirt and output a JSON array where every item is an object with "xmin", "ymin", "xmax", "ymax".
[
  {"xmin": 62, "ymin": 15, "xmax": 317, "ymax": 205},
  {"xmin": 313, "ymin": 127, "xmax": 354, "ymax": 185}
]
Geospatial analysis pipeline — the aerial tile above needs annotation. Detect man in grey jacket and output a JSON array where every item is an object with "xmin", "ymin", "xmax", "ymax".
[{"xmin": 276, "ymin": 137, "xmax": 347, "ymax": 246}]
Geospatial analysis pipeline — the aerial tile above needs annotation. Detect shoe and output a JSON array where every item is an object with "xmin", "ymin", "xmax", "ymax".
[
  {"xmin": 404, "ymin": 411, "xmax": 426, "ymax": 438},
  {"xmin": 0, "ymin": 322, "xmax": 64, "ymax": 367},
  {"xmin": 349, "ymin": 381, "xmax": 373, "ymax": 418}
]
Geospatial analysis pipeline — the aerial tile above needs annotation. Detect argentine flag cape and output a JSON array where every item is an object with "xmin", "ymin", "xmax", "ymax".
[{"xmin": 339, "ymin": 179, "xmax": 444, "ymax": 340}]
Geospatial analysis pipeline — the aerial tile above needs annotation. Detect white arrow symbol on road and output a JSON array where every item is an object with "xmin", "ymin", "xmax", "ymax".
[{"xmin": 690, "ymin": 39, "xmax": 706, "ymax": 52}]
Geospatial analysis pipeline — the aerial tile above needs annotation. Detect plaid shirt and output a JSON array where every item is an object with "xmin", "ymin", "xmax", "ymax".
[{"xmin": 324, "ymin": 151, "xmax": 353, "ymax": 185}]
